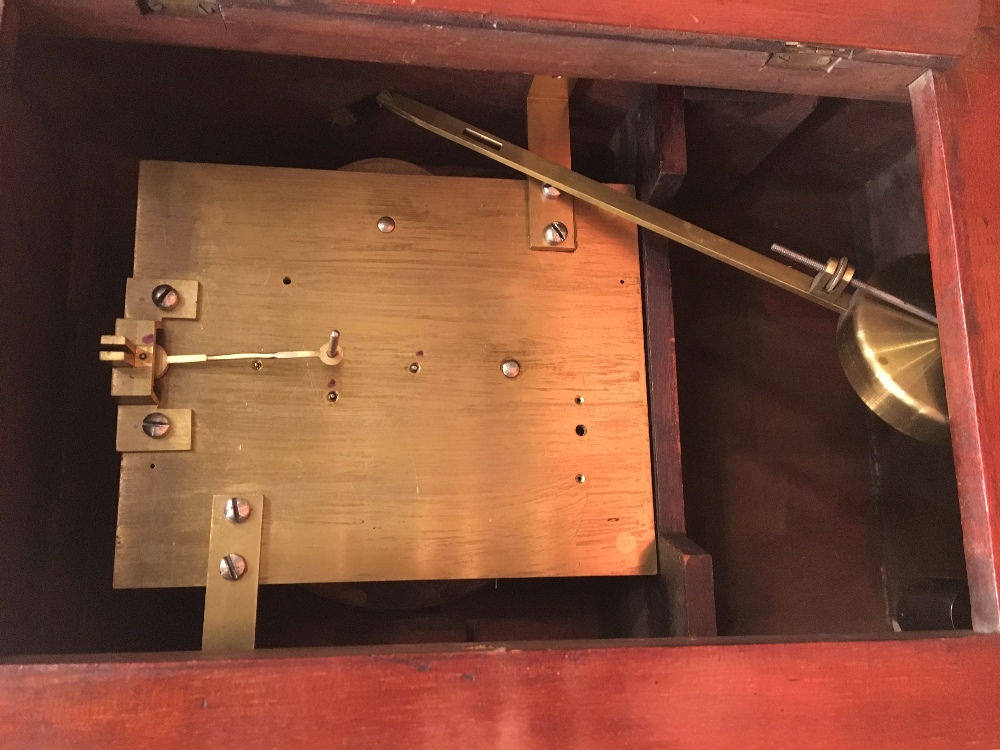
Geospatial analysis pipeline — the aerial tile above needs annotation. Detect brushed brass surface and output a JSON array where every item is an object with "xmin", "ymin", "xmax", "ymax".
[
  {"xmin": 377, "ymin": 91, "xmax": 852, "ymax": 314},
  {"xmin": 837, "ymin": 255, "xmax": 949, "ymax": 443},
  {"xmin": 125, "ymin": 278, "xmax": 200, "ymax": 320},
  {"xmin": 203, "ymin": 494, "xmax": 263, "ymax": 652},
  {"xmin": 527, "ymin": 76, "xmax": 577, "ymax": 252},
  {"xmin": 116, "ymin": 406, "xmax": 192, "ymax": 452},
  {"xmin": 115, "ymin": 161, "xmax": 655, "ymax": 588}
]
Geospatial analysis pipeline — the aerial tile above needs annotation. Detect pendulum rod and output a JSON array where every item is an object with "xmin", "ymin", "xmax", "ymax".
[{"xmin": 376, "ymin": 90, "xmax": 937, "ymax": 327}]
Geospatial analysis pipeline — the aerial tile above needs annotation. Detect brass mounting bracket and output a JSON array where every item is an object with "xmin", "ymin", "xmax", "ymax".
[
  {"xmin": 101, "ymin": 318, "xmax": 162, "ymax": 404},
  {"xmin": 102, "ymin": 278, "xmax": 201, "ymax": 442},
  {"xmin": 116, "ymin": 406, "xmax": 192, "ymax": 452},
  {"xmin": 125, "ymin": 278, "xmax": 200, "ymax": 321},
  {"xmin": 203, "ymin": 494, "xmax": 264, "ymax": 652},
  {"xmin": 526, "ymin": 76, "xmax": 577, "ymax": 252}
]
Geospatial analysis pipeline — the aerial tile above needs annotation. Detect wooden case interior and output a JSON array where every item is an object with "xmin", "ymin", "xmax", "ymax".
[{"xmin": 0, "ymin": 35, "xmax": 966, "ymax": 656}]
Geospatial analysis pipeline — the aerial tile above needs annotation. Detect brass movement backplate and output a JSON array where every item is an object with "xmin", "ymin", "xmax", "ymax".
[{"xmin": 113, "ymin": 161, "xmax": 655, "ymax": 588}]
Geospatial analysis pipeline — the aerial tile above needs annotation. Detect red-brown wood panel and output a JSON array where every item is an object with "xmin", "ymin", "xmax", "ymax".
[
  {"xmin": 10, "ymin": 2, "xmax": 950, "ymax": 103},
  {"xmin": 2, "ymin": 636, "xmax": 1000, "ymax": 748},
  {"xmin": 340, "ymin": 0, "xmax": 978, "ymax": 57},
  {"xmin": 911, "ymin": 2, "xmax": 1000, "ymax": 633}
]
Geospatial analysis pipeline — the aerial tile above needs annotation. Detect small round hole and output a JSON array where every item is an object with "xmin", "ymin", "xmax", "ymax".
[
  {"xmin": 149, "ymin": 463, "xmax": 156, "ymax": 469},
  {"xmin": 251, "ymin": 359, "xmax": 262, "ymax": 370},
  {"xmin": 619, "ymin": 279, "xmax": 625, "ymax": 284},
  {"xmin": 574, "ymin": 396, "xmax": 585, "ymax": 405},
  {"xmin": 575, "ymin": 474, "xmax": 586, "ymax": 484},
  {"xmin": 327, "ymin": 390, "xmax": 339, "ymax": 402},
  {"xmin": 282, "ymin": 277, "xmax": 292, "ymax": 285},
  {"xmin": 575, "ymin": 424, "xmax": 587, "ymax": 436}
]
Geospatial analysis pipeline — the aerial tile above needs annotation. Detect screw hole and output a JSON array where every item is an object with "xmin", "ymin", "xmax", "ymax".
[
  {"xmin": 251, "ymin": 359, "xmax": 262, "ymax": 370},
  {"xmin": 282, "ymin": 276, "xmax": 292, "ymax": 285},
  {"xmin": 409, "ymin": 362, "xmax": 421, "ymax": 374},
  {"xmin": 576, "ymin": 424, "xmax": 587, "ymax": 436},
  {"xmin": 149, "ymin": 463, "xmax": 156, "ymax": 469},
  {"xmin": 575, "ymin": 474, "xmax": 586, "ymax": 484},
  {"xmin": 574, "ymin": 396, "xmax": 585, "ymax": 405},
  {"xmin": 327, "ymin": 390, "xmax": 339, "ymax": 402},
  {"xmin": 620, "ymin": 279, "xmax": 625, "ymax": 284}
]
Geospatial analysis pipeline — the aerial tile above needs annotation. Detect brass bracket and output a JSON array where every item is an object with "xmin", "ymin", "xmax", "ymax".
[
  {"xmin": 101, "ymin": 318, "xmax": 161, "ymax": 404},
  {"xmin": 125, "ymin": 278, "xmax": 200, "ymax": 321},
  {"xmin": 116, "ymin": 406, "xmax": 192, "ymax": 452},
  {"xmin": 203, "ymin": 494, "xmax": 264, "ymax": 652},
  {"xmin": 139, "ymin": 0, "xmax": 223, "ymax": 19},
  {"xmin": 526, "ymin": 76, "xmax": 577, "ymax": 251}
]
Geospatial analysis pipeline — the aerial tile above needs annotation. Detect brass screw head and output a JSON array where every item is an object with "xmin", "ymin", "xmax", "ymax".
[
  {"xmin": 501, "ymin": 359, "xmax": 520, "ymax": 379},
  {"xmin": 377, "ymin": 216, "xmax": 396, "ymax": 233},
  {"xmin": 141, "ymin": 412, "xmax": 171, "ymax": 439},
  {"xmin": 220, "ymin": 553, "xmax": 247, "ymax": 581},
  {"xmin": 151, "ymin": 284, "xmax": 180, "ymax": 311},
  {"xmin": 543, "ymin": 221, "xmax": 568, "ymax": 245},
  {"xmin": 224, "ymin": 497, "xmax": 251, "ymax": 524}
]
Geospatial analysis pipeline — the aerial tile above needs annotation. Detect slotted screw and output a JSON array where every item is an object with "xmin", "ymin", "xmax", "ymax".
[
  {"xmin": 142, "ymin": 412, "xmax": 171, "ymax": 439},
  {"xmin": 220, "ymin": 553, "xmax": 247, "ymax": 581},
  {"xmin": 224, "ymin": 497, "xmax": 251, "ymax": 524},
  {"xmin": 543, "ymin": 221, "xmax": 568, "ymax": 245},
  {"xmin": 151, "ymin": 284, "xmax": 180, "ymax": 311}
]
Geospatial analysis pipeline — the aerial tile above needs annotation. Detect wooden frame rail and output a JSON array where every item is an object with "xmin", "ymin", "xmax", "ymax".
[{"xmin": 2, "ymin": 636, "xmax": 999, "ymax": 748}]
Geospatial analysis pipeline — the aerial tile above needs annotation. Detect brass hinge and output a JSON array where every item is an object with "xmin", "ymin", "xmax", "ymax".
[
  {"xmin": 139, "ymin": 0, "xmax": 222, "ymax": 19},
  {"xmin": 766, "ymin": 43, "xmax": 854, "ymax": 73}
]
